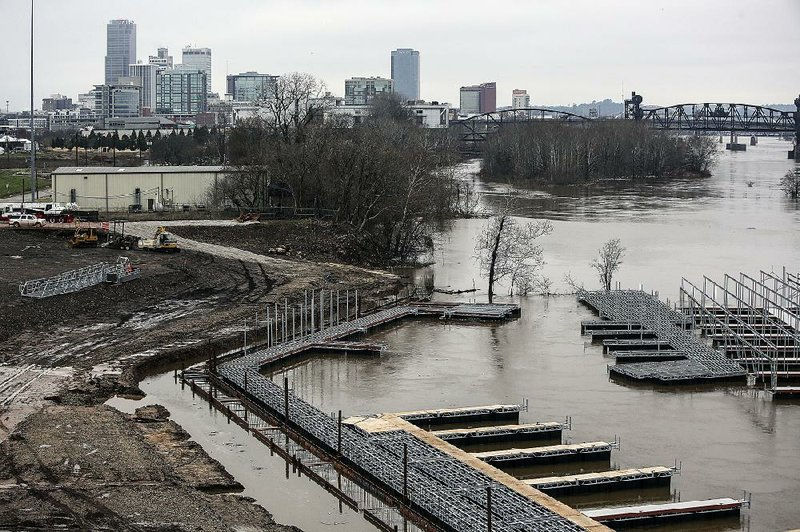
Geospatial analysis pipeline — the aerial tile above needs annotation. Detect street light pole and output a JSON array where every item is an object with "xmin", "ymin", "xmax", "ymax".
[{"xmin": 29, "ymin": 0, "xmax": 37, "ymax": 201}]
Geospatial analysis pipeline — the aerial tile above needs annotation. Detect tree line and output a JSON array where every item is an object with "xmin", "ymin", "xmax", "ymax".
[
  {"xmin": 209, "ymin": 73, "xmax": 461, "ymax": 264},
  {"xmin": 481, "ymin": 121, "xmax": 717, "ymax": 184}
]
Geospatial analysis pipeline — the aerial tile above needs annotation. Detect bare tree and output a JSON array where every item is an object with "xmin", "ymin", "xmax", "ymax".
[
  {"xmin": 780, "ymin": 168, "xmax": 800, "ymax": 199},
  {"xmin": 591, "ymin": 238, "xmax": 625, "ymax": 291},
  {"xmin": 474, "ymin": 207, "xmax": 553, "ymax": 303}
]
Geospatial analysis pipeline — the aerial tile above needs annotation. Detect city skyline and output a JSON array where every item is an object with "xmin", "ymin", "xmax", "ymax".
[{"xmin": 3, "ymin": 0, "xmax": 800, "ymax": 112}]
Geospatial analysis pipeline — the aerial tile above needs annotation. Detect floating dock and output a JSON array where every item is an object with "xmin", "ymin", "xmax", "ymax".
[
  {"xmin": 473, "ymin": 442, "xmax": 614, "ymax": 466},
  {"xmin": 524, "ymin": 467, "xmax": 674, "ymax": 496},
  {"xmin": 578, "ymin": 289, "xmax": 746, "ymax": 382},
  {"xmin": 216, "ymin": 300, "xmax": 608, "ymax": 531},
  {"xmin": 431, "ymin": 422, "xmax": 565, "ymax": 445},
  {"xmin": 391, "ymin": 404, "xmax": 521, "ymax": 427},
  {"xmin": 613, "ymin": 351, "xmax": 687, "ymax": 364},
  {"xmin": 772, "ymin": 386, "xmax": 800, "ymax": 399},
  {"xmin": 582, "ymin": 497, "xmax": 745, "ymax": 525}
]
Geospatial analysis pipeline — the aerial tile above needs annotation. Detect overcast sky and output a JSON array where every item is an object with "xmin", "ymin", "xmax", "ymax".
[{"xmin": 3, "ymin": 0, "xmax": 799, "ymax": 111}]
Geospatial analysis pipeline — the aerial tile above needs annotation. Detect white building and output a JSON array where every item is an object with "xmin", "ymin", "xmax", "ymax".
[
  {"xmin": 148, "ymin": 47, "xmax": 173, "ymax": 71},
  {"xmin": 181, "ymin": 46, "xmax": 212, "ymax": 95},
  {"xmin": 459, "ymin": 87, "xmax": 481, "ymax": 114},
  {"xmin": 512, "ymin": 89, "xmax": 530, "ymax": 109},
  {"xmin": 129, "ymin": 63, "xmax": 159, "ymax": 113},
  {"xmin": 51, "ymin": 166, "xmax": 229, "ymax": 212},
  {"xmin": 325, "ymin": 101, "xmax": 450, "ymax": 128}
]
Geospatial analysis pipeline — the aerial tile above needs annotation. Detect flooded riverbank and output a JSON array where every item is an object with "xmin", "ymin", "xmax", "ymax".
[{"xmin": 113, "ymin": 137, "xmax": 799, "ymax": 531}]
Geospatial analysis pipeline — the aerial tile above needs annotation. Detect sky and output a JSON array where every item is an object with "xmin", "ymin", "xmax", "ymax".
[{"xmin": 2, "ymin": 0, "xmax": 799, "ymax": 112}]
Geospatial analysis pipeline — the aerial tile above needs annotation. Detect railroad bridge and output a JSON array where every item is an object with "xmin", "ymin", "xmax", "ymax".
[{"xmin": 450, "ymin": 92, "xmax": 800, "ymax": 153}]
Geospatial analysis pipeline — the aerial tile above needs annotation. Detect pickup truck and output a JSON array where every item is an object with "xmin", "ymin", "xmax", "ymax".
[{"xmin": 7, "ymin": 213, "xmax": 46, "ymax": 227}]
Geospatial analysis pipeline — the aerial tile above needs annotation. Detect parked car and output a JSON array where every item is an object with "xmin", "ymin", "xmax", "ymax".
[{"xmin": 7, "ymin": 213, "xmax": 46, "ymax": 228}]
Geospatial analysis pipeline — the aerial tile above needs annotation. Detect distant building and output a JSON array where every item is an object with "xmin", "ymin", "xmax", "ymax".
[
  {"xmin": 148, "ymin": 47, "xmax": 173, "ymax": 71},
  {"xmin": 226, "ymin": 72, "xmax": 279, "ymax": 102},
  {"xmin": 459, "ymin": 82, "xmax": 496, "ymax": 114},
  {"xmin": 93, "ymin": 82, "xmax": 141, "ymax": 119},
  {"xmin": 42, "ymin": 94, "xmax": 73, "ymax": 112},
  {"xmin": 128, "ymin": 63, "xmax": 159, "ymax": 114},
  {"xmin": 156, "ymin": 69, "xmax": 208, "ymax": 116},
  {"xmin": 77, "ymin": 92, "xmax": 96, "ymax": 111},
  {"xmin": 105, "ymin": 19, "xmax": 136, "ymax": 84},
  {"xmin": 344, "ymin": 77, "xmax": 393, "ymax": 106},
  {"xmin": 325, "ymin": 100, "xmax": 449, "ymax": 128},
  {"xmin": 181, "ymin": 47, "xmax": 212, "ymax": 95},
  {"xmin": 512, "ymin": 89, "xmax": 530, "ymax": 109},
  {"xmin": 48, "ymin": 108, "xmax": 98, "ymax": 130},
  {"xmin": 390, "ymin": 48, "xmax": 420, "ymax": 102}
]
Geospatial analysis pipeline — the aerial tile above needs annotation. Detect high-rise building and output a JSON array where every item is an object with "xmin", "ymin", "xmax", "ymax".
[
  {"xmin": 512, "ymin": 89, "xmax": 530, "ymax": 109},
  {"xmin": 129, "ymin": 63, "xmax": 159, "ymax": 114},
  {"xmin": 93, "ymin": 81, "xmax": 141, "ymax": 119},
  {"xmin": 148, "ymin": 47, "xmax": 173, "ymax": 71},
  {"xmin": 459, "ymin": 82, "xmax": 496, "ymax": 114},
  {"xmin": 105, "ymin": 19, "xmax": 136, "ymax": 85},
  {"xmin": 390, "ymin": 48, "xmax": 420, "ymax": 102},
  {"xmin": 181, "ymin": 47, "xmax": 212, "ymax": 95},
  {"xmin": 156, "ymin": 69, "xmax": 208, "ymax": 116},
  {"xmin": 42, "ymin": 94, "xmax": 73, "ymax": 112},
  {"xmin": 226, "ymin": 72, "xmax": 279, "ymax": 102},
  {"xmin": 344, "ymin": 77, "xmax": 393, "ymax": 106}
]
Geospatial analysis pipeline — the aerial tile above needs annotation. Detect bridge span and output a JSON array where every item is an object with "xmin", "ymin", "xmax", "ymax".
[{"xmin": 450, "ymin": 92, "xmax": 800, "ymax": 154}]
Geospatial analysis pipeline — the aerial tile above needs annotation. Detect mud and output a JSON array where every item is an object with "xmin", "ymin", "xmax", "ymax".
[
  {"xmin": 0, "ymin": 220, "xmax": 400, "ymax": 530},
  {"xmin": 0, "ymin": 404, "xmax": 299, "ymax": 531}
]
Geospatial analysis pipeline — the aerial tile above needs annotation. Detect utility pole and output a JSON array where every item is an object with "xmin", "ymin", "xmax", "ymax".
[{"xmin": 29, "ymin": 0, "xmax": 37, "ymax": 201}]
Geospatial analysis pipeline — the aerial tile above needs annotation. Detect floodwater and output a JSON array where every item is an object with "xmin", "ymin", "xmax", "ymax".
[{"xmin": 112, "ymin": 138, "xmax": 800, "ymax": 531}]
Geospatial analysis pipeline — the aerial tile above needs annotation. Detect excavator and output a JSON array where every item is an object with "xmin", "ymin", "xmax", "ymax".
[{"xmin": 138, "ymin": 226, "xmax": 180, "ymax": 253}]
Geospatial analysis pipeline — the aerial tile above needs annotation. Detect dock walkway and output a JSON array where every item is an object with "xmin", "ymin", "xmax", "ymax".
[{"xmin": 218, "ymin": 301, "xmax": 606, "ymax": 531}]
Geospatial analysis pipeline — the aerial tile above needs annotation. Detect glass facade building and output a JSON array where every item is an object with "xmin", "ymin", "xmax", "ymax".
[
  {"xmin": 181, "ymin": 47, "xmax": 212, "ymax": 95},
  {"xmin": 105, "ymin": 19, "xmax": 136, "ymax": 85},
  {"xmin": 226, "ymin": 72, "xmax": 279, "ymax": 102},
  {"xmin": 129, "ymin": 63, "xmax": 158, "ymax": 113},
  {"xmin": 344, "ymin": 77, "xmax": 394, "ymax": 106},
  {"xmin": 156, "ymin": 69, "xmax": 208, "ymax": 115},
  {"xmin": 390, "ymin": 49, "xmax": 420, "ymax": 102}
]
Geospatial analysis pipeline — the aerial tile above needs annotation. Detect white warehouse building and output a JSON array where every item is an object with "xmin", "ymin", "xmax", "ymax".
[{"xmin": 51, "ymin": 166, "xmax": 230, "ymax": 212}]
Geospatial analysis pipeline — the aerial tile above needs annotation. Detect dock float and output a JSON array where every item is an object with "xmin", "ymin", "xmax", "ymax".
[
  {"xmin": 582, "ymin": 497, "xmax": 745, "ymax": 525},
  {"xmin": 589, "ymin": 330, "xmax": 657, "ymax": 340},
  {"xmin": 431, "ymin": 422, "xmax": 564, "ymax": 445},
  {"xmin": 602, "ymin": 339, "xmax": 673, "ymax": 353},
  {"xmin": 524, "ymin": 467, "xmax": 674, "ymax": 496},
  {"xmin": 614, "ymin": 351, "xmax": 687, "ymax": 364},
  {"xmin": 392, "ymin": 404, "xmax": 521, "ymax": 427},
  {"xmin": 473, "ymin": 441, "xmax": 613, "ymax": 466},
  {"xmin": 772, "ymin": 386, "xmax": 800, "ymax": 399}
]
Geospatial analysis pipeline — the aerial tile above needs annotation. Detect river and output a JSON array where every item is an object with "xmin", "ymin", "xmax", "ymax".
[{"xmin": 111, "ymin": 137, "xmax": 800, "ymax": 532}]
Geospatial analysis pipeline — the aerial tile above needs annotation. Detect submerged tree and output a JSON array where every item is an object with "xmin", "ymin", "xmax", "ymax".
[
  {"xmin": 779, "ymin": 168, "xmax": 800, "ymax": 199},
  {"xmin": 591, "ymin": 238, "xmax": 625, "ymax": 291},
  {"xmin": 474, "ymin": 207, "xmax": 553, "ymax": 303}
]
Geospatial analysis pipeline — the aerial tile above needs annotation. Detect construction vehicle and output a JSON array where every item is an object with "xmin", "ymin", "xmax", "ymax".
[
  {"xmin": 138, "ymin": 226, "xmax": 180, "ymax": 253},
  {"xmin": 68, "ymin": 228, "xmax": 99, "ymax": 248},
  {"xmin": 103, "ymin": 220, "xmax": 139, "ymax": 250}
]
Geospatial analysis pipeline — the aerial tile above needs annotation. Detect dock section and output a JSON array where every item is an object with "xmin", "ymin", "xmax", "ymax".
[
  {"xmin": 390, "ymin": 404, "xmax": 521, "ymax": 427},
  {"xmin": 578, "ymin": 289, "xmax": 746, "ymax": 382},
  {"xmin": 473, "ymin": 442, "xmax": 614, "ymax": 466},
  {"xmin": 583, "ymin": 498, "xmax": 745, "ymax": 525},
  {"xmin": 525, "ymin": 467, "xmax": 674, "ymax": 496},
  {"xmin": 431, "ymin": 422, "xmax": 564, "ymax": 445}
]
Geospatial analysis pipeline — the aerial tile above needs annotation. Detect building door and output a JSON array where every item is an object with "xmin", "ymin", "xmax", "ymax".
[
  {"xmin": 147, "ymin": 198, "xmax": 155, "ymax": 211},
  {"xmin": 134, "ymin": 188, "xmax": 141, "ymax": 206}
]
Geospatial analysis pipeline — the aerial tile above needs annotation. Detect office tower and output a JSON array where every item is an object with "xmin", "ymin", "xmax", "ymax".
[
  {"xmin": 226, "ymin": 72, "xmax": 279, "ymax": 102},
  {"xmin": 390, "ymin": 48, "xmax": 420, "ymax": 102},
  {"xmin": 156, "ymin": 69, "xmax": 208, "ymax": 115},
  {"xmin": 512, "ymin": 89, "xmax": 530, "ymax": 109},
  {"xmin": 181, "ymin": 46, "xmax": 212, "ymax": 94},
  {"xmin": 129, "ymin": 63, "xmax": 159, "ymax": 113},
  {"xmin": 344, "ymin": 77, "xmax": 393, "ymax": 105},
  {"xmin": 105, "ymin": 19, "xmax": 136, "ymax": 85},
  {"xmin": 459, "ymin": 82, "xmax": 496, "ymax": 114}
]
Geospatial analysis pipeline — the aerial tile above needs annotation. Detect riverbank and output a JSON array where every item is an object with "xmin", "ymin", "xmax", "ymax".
[{"xmin": 0, "ymin": 219, "xmax": 400, "ymax": 530}]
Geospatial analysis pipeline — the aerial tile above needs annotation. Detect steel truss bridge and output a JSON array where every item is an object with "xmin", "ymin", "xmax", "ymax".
[{"xmin": 450, "ymin": 93, "xmax": 800, "ymax": 148}]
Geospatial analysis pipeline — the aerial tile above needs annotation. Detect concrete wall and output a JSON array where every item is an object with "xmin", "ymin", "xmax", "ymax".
[{"xmin": 51, "ymin": 169, "xmax": 222, "ymax": 211}]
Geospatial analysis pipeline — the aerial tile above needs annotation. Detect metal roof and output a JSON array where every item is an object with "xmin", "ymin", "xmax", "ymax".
[{"xmin": 51, "ymin": 165, "xmax": 228, "ymax": 175}]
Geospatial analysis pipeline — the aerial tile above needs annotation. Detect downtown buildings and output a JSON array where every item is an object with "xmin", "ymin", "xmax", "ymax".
[
  {"xmin": 226, "ymin": 72, "xmax": 279, "ymax": 102},
  {"xmin": 344, "ymin": 77, "xmax": 394, "ymax": 105},
  {"xmin": 512, "ymin": 89, "xmax": 530, "ymax": 109}
]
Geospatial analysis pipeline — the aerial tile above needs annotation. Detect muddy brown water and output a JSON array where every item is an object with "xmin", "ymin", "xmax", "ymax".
[{"xmin": 112, "ymin": 138, "xmax": 800, "ymax": 532}]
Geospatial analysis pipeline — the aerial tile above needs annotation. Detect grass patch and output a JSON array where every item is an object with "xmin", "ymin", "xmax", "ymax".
[{"xmin": 0, "ymin": 169, "xmax": 50, "ymax": 199}]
